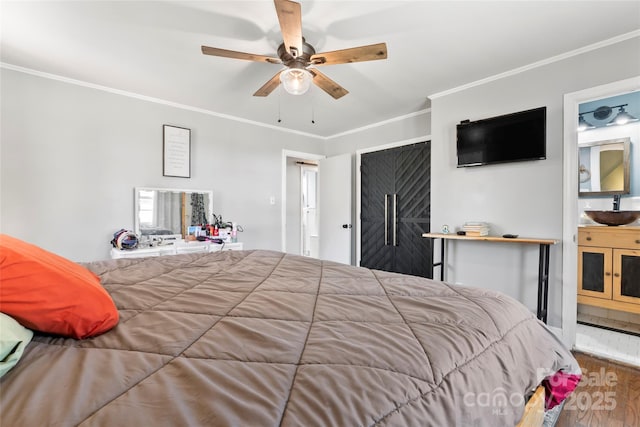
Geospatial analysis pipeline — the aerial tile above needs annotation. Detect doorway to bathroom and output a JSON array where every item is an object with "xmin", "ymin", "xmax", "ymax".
[{"xmin": 563, "ymin": 77, "xmax": 640, "ymax": 366}]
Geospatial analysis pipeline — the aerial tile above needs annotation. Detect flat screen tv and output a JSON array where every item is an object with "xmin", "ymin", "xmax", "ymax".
[{"xmin": 456, "ymin": 106, "xmax": 546, "ymax": 167}]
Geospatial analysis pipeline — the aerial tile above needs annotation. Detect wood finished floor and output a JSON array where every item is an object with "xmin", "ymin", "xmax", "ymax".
[{"xmin": 556, "ymin": 351, "xmax": 640, "ymax": 427}]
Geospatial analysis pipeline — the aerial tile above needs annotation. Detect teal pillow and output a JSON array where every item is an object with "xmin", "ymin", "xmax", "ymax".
[{"xmin": 0, "ymin": 312, "xmax": 33, "ymax": 378}]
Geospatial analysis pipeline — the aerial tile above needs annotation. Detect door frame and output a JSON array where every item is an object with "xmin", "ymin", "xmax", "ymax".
[
  {"xmin": 281, "ymin": 150, "xmax": 325, "ymax": 253},
  {"xmin": 355, "ymin": 135, "xmax": 431, "ymax": 266},
  {"xmin": 561, "ymin": 76, "xmax": 640, "ymax": 348}
]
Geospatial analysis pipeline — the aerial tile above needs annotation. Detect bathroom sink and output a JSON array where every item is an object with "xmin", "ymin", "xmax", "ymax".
[{"xmin": 585, "ymin": 210, "xmax": 640, "ymax": 226}]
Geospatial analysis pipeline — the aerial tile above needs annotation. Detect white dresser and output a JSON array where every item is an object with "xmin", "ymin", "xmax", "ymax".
[{"xmin": 110, "ymin": 241, "xmax": 243, "ymax": 259}]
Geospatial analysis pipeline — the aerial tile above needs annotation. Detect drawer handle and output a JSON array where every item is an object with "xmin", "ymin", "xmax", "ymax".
[
  {"xmin": 614, "ymin": 273, "xmax": 620, "ymax": 278},
  {"xmin": 636, "ymin": 239, "xmax": 640, "ymax": 244},
  {"xmin": 586, "ymin": 237, "xmax": 592, "ymax": 241},
  {"xmin": 605, "ymin": 272, "xmax": 611, "ymax": 276}
]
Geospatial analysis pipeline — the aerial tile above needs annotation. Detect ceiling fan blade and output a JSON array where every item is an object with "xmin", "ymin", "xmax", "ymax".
[
  {"xmin": 201, "ymin": 45, "xmax": 281, "ymax": 64},
  {"xmin": 310, "ymin": 42, "xmax": 387, "ymax": 66},
  {"xmin": 253, "ymin": 71, "xmax": 283, "ymax": 97},
  {"xmin": 309, "ymin": 69, "xmax": 348, "ymax": 99},
  {"xmin": 274, "ymin": 0, "xmax": 303, "ymax": 56}
]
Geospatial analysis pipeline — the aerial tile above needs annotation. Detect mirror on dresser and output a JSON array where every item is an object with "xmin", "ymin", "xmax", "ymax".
[
  {"xmin": 578, "ymin": 137, "xmax": 630, "ymax": 196},
  {"xmin": 134, "ymin": 187, "xmax": 213, "ymax": 240}
]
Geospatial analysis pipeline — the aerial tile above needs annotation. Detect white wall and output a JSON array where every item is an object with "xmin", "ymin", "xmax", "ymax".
[
  {"xmin": 430, "ymin": 36, "xmax": 640, "ymax": 327},
  {"xmin": 0, "ymin": 69, "xmax": 323, "ymax": 261}
]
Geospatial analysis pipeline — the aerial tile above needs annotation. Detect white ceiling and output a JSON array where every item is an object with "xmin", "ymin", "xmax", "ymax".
[{"xmin": 2, "ymin": 1, "xmax": 639, "ymax": 139}]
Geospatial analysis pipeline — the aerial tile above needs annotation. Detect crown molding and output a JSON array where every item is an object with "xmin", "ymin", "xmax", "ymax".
[
  {"xmin": 2, "ymin": 62, "xmax": 432, "ymax": 142},
  {"xmin": 429, "ymin": 30, "xmax": 640, "ymax": 100},
  {"xmin": 6, "ymin": 28, "xmax": 638, "ymax": 140},
  {"xmin": 325, "ymin": 108, "xmax": 431, "ymax": 141},
  {"xmin": 0, "ymin": 62, "xmax": 325, "ymax": 140}
]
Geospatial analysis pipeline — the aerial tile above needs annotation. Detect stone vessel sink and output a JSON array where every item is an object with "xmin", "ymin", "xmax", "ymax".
[{"xmin": 585, "ymin": 210, "xmax": 640, "ymax": 226}]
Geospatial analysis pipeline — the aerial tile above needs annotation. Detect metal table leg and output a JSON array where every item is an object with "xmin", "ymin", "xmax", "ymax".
[
  {"xmin": 537, "ymin": 244, "xmax": 550, "ymax": 324},
  {"xmin": 430, "ymin": 237, "xmax": 445, "ymax": 281},
  {"xmin": 440, "ymin": 239, "xmax": 445, "ymax": 281}
]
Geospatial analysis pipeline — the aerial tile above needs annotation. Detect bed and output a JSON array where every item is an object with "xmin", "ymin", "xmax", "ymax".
[{"xmin": 0, "ymin": 247, "xmax": 580, "ymax": 426}]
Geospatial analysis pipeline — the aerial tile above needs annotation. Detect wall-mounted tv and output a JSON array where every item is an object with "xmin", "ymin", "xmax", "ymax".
[{"xmin": 456, "ymin": 106, "xmax": 546, "ymax": 167}]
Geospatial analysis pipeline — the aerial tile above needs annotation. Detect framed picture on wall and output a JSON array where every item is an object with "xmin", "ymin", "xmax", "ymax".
[{"xmin": 163, "ymin": 124, "xmax": 191, "ymax": 178}]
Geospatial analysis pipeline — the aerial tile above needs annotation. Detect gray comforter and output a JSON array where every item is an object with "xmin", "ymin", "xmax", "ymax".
[{"xmin": 0, "ymin": 250, "xmax": 578, "ymax": 426}]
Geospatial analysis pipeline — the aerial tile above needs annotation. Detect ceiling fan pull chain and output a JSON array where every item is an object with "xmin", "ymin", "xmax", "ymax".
[
  {"xmin": 311, "ymin": 88, "xmax": 316, "ymax": 124},
  {"xmin": 277, "ymin": 86, "xmax": 282, "ymax": 123}
]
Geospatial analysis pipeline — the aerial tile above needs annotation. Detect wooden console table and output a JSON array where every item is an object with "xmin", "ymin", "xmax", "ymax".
[{"xmin": 422, "ymin": 233, "xmax": 559, "ymax": 324}]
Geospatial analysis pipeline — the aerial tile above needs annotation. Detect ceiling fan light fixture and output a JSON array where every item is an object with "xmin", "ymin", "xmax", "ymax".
[
  {"xmin": 201, "ymin": 0, "xmax": 387, "ymax": 99},
  {"xmin": 280, "ymin": 68, "xmax": 313, "ymax": 95}
]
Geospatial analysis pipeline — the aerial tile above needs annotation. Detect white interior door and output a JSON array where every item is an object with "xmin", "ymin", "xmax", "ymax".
[{"xmin": 319, "ymin": 153, "xmax": 352, "ymax": 264}]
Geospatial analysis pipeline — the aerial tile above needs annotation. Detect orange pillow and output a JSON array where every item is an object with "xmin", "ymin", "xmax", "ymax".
[{"xmin": 0, "ymin": 234, "xmax": 118, "ymax": 339}]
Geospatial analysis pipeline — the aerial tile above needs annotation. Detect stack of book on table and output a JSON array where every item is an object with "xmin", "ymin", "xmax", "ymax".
[{"xmin": 463, "ymin": 222, "xmax": 490, "ymax": 236}]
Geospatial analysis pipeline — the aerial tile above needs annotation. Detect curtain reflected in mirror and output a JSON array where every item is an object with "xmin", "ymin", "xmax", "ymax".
[
  {"xmin": 134, "ymin": 188, "xmax": 213, "ymax": 238},
  {"xmin": 191, "ymin": 193, "xmax": 208, "ymax": 226},
  {"xmin": 578, "ymin": 137, "xmax": 630, "ymax": 196}
]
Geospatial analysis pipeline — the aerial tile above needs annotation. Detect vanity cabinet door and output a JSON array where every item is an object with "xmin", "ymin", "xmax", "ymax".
[
  {"xmin": 578, "ymin": 246, "xmax": 612, "ymax": 299},
  {"xmin": 612, "ymin": 249, "xmax": 640, "ymax": 305}
]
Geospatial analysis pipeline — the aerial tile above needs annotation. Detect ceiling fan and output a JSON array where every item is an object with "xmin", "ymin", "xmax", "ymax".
[{"xmin": 201, "ymin": 0, "xmax": 387, "ymax": 99}]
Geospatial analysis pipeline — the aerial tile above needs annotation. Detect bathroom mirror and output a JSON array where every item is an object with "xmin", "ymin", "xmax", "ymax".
[
  {"xmin": 578, "ymin": 137, "xmax": 630, "ymax": 196},
  {"xmin": 134, "ymin": 187, "xmax": 213, "ymax": 238}
]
